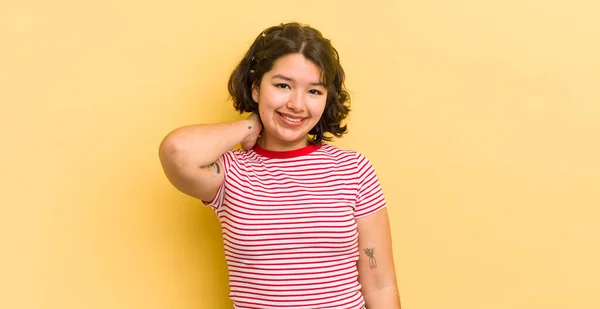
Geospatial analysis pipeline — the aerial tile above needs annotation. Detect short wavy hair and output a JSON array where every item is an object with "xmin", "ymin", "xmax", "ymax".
[{"xmin": 227, "ymin": 22, "xmax": 350, "ymax": 145}]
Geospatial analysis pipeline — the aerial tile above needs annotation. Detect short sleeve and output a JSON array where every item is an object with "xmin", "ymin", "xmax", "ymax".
[
  {"xmin": 201, "ymin": 150, "xmax": 236, "ymax": 209},
  {"xmin": 354, "ymin": 152, "xmax": 387, "ymax": 218}
]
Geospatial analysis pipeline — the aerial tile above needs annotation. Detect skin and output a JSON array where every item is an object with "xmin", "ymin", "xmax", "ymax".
[{"xmin": 159, "ymin": 52, "xmax": 400, "ymax": 308}]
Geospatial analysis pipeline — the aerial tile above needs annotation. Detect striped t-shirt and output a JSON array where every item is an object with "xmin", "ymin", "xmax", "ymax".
[{"xmin": 204, "ymin": 143, "xmax": 387, "ymax": 309}]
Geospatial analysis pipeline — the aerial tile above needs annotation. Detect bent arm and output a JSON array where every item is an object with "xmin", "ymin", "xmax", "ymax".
[
  {"xmin": 357, "ymin": 208, "xmax": 401, "ymax": 309},
  {"xmin": 158, "ymin": 117, "xmax": 259, "ymax": 201}
]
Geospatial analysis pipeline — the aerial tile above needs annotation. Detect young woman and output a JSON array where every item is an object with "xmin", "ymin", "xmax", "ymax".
[{"xmin": 159, "ymin": 22, "xmax": 400, "ymax": 309}]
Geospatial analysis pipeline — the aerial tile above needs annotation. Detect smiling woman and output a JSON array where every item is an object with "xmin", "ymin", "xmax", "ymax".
[
  {"xmin": 158, "ymin": 22, "xmax": 401, "ymax": 309},
  {"xmin": 228, "ymin": 22, "xmax": 351, "ymax": 147},
  {"xmin": 251, "ymin": 53, "xmax": 328, "ymax": 151}
]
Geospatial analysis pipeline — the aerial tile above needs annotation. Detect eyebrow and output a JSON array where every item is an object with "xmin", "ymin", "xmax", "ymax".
[{"xmin": 271, "ymin": 74, "xmax": 325, "ymax": 87}]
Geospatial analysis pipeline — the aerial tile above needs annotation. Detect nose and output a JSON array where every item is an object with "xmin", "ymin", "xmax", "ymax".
[{"xmin": 286, "ymin": 90, "xmax": 305, "ymax": 112}]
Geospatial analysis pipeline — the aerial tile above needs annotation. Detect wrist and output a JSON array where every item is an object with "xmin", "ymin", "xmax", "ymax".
[
  {"xmin": 242, "ymin": 117, "xmax": 261, "ymax": 134},
  {"xmin": 239, "ymin": 120, "xmax": 253, "ymax": 135}
]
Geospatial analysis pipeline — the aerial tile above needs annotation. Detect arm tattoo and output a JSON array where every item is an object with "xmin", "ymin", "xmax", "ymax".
[
  {"xmin": 208, "ymin": 161, "xmax": 220, "ymax": 178},
  {"xmin": 364, "ymin": 248, "xmax": 377, "ymax": 269}
]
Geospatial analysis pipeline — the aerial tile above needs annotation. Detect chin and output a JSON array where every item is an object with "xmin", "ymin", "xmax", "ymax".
[
  {"xmin": 279, "ymin": 135, "xmax": 306, "ymax": 144},
  {"xmin": 272, "ymin": 131, "xmax": 308, "ymax": 144}
]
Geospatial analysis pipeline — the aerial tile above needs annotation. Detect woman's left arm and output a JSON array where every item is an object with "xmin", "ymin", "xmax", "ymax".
[{"xmin": 357, "ymin": 207, "xmax": 401, "ymax": 309}]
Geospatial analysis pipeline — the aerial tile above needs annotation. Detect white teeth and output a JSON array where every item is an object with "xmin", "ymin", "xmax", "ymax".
[{"xmin": 281, "ymin": 114, "xmax": 302, "ymax": 123}]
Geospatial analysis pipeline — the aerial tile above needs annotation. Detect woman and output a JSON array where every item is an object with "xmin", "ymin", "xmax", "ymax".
[{"xmin": 159, "ymin": 22, "xmax": 401, "ymax": 309}]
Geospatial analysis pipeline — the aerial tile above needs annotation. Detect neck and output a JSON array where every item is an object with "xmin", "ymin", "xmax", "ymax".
[{"xmin": 257, "ymin": 135, "xmax": 310, "ymax": 152}]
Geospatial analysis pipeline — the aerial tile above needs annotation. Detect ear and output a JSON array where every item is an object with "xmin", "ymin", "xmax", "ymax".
[{"xmin": 252, "ymin": 82, "xmax": 259, "ymax": 103}]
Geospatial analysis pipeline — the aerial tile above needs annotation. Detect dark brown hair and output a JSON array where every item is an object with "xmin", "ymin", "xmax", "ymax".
[{"xmin": 227, "ymin": 22, "xmax": 350, "ymax": 144}]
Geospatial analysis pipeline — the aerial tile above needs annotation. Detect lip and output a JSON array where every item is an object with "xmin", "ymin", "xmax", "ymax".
[{"xmin": 277, "ymin": 112, "xmax": 306, "ymax": 127}]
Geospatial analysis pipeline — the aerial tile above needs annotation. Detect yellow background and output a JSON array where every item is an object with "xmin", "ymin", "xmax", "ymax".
[{"xmin": 1, "ymin": 0, "xmax": 599, "ymax": 308}]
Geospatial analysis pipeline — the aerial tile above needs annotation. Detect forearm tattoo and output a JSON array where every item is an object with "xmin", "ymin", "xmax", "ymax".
[
  {"xmin": 208, "ymin": 161, "xmax": 220, "ymax": 178},
  {"xmin": 364, "ymin": 248, "xmax": 377, "ymax": 269}
]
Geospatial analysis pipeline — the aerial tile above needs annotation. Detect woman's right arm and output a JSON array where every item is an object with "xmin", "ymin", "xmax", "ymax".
[{"xmin": 158, "ymin": 114, "xmax": 261, "ymax": 201}]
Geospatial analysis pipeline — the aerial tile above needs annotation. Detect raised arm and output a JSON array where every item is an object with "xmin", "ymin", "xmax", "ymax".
[
  {"xmin": 357, "ymin": 208, "xmax": 401, "ymax": 309},
  {"xmin": 158, "ymin": 114, "xmax": 261, "ymax": 201}
]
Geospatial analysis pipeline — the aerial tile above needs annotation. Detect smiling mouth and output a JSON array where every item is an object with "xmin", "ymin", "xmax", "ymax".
[{"xmin": 278, "ymin": 112, "xmax": 305, "ymax": 123}]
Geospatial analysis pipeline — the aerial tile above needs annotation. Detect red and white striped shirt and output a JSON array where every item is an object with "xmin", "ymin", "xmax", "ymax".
[{"xmin": 204, "ymin": 143, "xmax": 386, "ymax": 309}]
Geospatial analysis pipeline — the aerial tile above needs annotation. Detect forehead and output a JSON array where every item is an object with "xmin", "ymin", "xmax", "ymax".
[{"xmin": 267, "ymin": 53, "xmax": 323, "ymax": 80}]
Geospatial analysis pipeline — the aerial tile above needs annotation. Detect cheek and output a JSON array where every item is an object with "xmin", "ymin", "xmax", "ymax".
[
  {"xmin": 257, "ymin": 99, "xmax": 275, "ymax": 123},
  {"xmin": 310, "ymin": 99, "xmax": 327, "ymax": 118},
  {"xmin": 257, "ymin": 104, "xmax": 268, "ymax": 120},
  {"xmin": 258, "ymin": 88, "xmax": 280, "ymax": 107}
]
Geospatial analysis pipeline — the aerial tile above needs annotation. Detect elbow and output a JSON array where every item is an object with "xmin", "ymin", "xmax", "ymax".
[{"xmin": 159, "ymin": 131, "xmax": 187, "ymax": 168}]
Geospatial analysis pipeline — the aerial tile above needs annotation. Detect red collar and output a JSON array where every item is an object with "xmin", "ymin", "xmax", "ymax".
[{"xmin": 252, "ymin": 143, "xmax": 323, "ymax": 158}]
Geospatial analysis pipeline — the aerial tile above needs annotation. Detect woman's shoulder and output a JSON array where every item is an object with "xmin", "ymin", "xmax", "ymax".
[
  {"xmin": 225, "ymin": 148, "xmax": 260, "ymax": 161},
  {"xmin": 319, "ymin": 144, "xmax": 378, "ymax": 168},
  {"xmin": 318, "ymin": 143, "xmax": 361, "ymax": 160}
]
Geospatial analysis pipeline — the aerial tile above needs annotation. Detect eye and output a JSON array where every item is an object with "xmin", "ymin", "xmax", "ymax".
[
  {"xmin": 275, "ymin": 83, "xmax": 290, "ymax": 89},
  {"xmin": 308, "ymin": 89, "xmax": 323, "ymax": 95}
]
